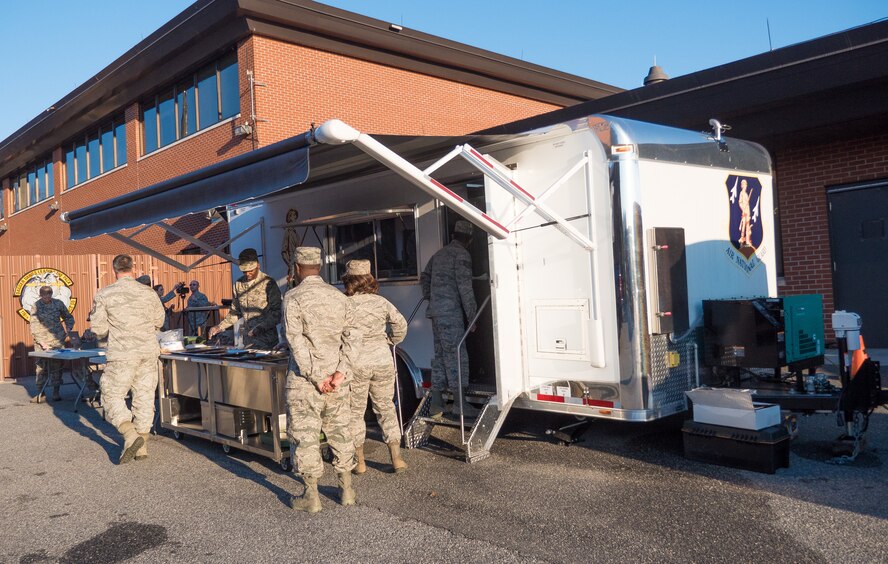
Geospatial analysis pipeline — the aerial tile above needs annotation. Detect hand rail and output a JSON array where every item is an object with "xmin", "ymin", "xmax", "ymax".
[
  {"xmin": 392, "ymin": 296, "xmax": 427, "ymax": 434},
  {"xmin": 456, "ymin": 295, "xmax": 491, "ymax": 444}
]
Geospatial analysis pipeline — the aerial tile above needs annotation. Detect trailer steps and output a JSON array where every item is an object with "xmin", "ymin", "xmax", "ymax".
[{"xmin": 403, "ymin": 390, "xmax": 515, "ymax": 463}]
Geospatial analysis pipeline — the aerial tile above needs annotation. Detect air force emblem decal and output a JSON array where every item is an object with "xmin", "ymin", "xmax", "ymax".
[{"xmin": 724, "ymin": 175, "xmax": 766, "ymax": 274}]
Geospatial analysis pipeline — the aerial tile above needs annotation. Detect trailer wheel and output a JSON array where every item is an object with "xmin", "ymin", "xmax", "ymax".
[
  {"xmin": 395, "ymin": 361, "xmax": 420, "ymax": 419},
  {"xmin": 222, "ymin": 443, "xmax": 231, "ymax": 454}
]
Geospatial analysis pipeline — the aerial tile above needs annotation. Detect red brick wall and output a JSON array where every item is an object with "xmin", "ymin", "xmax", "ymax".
[
  {"xmin": 1, "ymin": 35, "xmax": 562, "ymax": 257},
  {"xmin": 775, "ymin": 131, "xmax": 888, "ymax": 333},
  {"xmin": 251, "ymin": 36, "xmax": 561, "ymax": 146}
]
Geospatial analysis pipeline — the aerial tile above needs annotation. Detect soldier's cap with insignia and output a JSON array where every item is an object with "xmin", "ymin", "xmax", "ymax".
[
  {"xmin": 237, "ymin": 248, "xmax": 260, "ymax": 272},
  {"xmin": 136, "ymin": 275, "xmax": 151, "ymax": 286},
  {"xmin": 453, "ymin": 220, "xmax": 474, "ymax": 235},
  {"xmin": 295, "ymin": 246, "xmax": 322, "ymax": 266},
  {"xmin": 344, "ymin": 259, "xmax": 371, "ymax": 276}
]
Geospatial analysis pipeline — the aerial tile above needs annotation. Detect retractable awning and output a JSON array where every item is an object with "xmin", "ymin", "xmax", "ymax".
[
  {"xmin": 62, "ymin": 132, "xmax": 314, "ymax": 241},
  {"xmin": 63, "ymin": 127, "xmax": 511, "ymax": 241}
]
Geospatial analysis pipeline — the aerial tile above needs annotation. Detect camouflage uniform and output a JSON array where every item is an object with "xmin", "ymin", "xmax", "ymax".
[
  {"xmin": 348, "ymin": 293, "xmax": 408, "ymax": 446},
  {"xmin": 217, "ymin": 272, "xmax": 282, "ymax": 349},
  {"xmin": 186, "ymin": 290, "xmax": 210, "ymax": 335},
  {"xmin": 29, "ymin": 298, "xmax": 74, "ymax": 390},
  {"xmin": 90, "ymin": 277, "xmax": 165, "ymax": 434},
  {"xmin": 284, "ymin": 275, "xmax": 361, "ymax": 478},
  {"xmin": 421, "ymin": 240, "xmax": 477, "ymax": 393}
]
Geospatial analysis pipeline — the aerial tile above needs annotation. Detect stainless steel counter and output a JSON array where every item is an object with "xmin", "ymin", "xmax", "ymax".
[{"xmin": 159, "ymin": 350, "xmax": 291, "ymax": 470}]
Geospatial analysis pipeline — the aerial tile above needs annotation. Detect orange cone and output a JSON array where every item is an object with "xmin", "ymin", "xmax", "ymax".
[{"xmin": 850, "ymin": 335, "xmax": 869, "ymax": 378}]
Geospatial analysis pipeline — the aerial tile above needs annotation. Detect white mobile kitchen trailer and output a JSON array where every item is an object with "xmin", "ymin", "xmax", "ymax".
[{"xmin": 63, "ymin": 114, "xmax": 775, "ymax": 462}]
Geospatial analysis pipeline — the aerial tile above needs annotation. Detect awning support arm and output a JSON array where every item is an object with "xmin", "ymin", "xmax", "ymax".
[{"xmin": 107, "ymin": 218, "xmax": 265, "ymax": 273}]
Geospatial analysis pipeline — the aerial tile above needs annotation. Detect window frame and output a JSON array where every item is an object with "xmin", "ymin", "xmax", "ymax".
[
  {"xmin": 141, "ymin": 50, "xmax": 240, "ymax": 156},
  {"xmin": 321, "ymin": 208, "xmax": 420, "ymax": 283},
  {"xmin": 64, "ymin": 115, "xmax": 127, "ymax": 190},
  {"xmin": 9, "ymin": 156, "xmax": 55, "ymax": 213}
]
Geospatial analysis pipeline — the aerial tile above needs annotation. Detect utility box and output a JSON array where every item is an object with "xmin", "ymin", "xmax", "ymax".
[
  {"xmin": 686, "ymin": 387, "xmax": 780, "ymax": 430},
  {"xmin": 682, "ymin": 420, "xmax": 790, "ymax": 474}
]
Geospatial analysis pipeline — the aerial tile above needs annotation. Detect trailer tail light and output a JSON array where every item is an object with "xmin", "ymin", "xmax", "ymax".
[{"xmin": 583, "ymin": 398, "xmax": 615, "ymax": 408}]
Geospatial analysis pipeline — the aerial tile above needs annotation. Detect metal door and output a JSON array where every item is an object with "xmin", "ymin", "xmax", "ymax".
[{"xmin": 828, "ymin": 182, "xmax": 888, "ymax": 346}]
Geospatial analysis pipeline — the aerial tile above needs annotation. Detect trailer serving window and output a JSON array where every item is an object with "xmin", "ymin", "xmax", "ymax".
[{"xmin": 331, "ymin": 210, "xmax": 417, "ymax": 282}]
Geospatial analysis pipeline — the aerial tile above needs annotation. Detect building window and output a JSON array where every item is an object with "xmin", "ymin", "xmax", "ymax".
[
  {"xmin": 65, "ymin": 115, "xmax": 127, "ymax": 189},
  {"xmin": 329, "ymin": 212, "xmax": 418, "ymax": 281},
  {"xmin": 141, "ymin": 51, "xmax": 239, "ymax": 155},
  {"xmin": 10, "ymin": 157, "xmax": 54, "ymax": 212}
]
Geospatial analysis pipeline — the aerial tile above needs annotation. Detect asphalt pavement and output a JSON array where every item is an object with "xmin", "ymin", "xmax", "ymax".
[{"xmin": 0, "ymin": 376, "xmax": 885, "ymax": 563}]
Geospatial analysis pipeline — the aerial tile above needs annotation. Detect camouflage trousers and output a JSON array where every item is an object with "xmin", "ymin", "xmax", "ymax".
[
  {"xmin": 431, "ymin": 316, "xmax": 469, "ymax": 393},
  {"xmin": 100, "ymin": 358, "xmax": 158, "ymax": 434},
  {"xmin": 34, "ymin": 359, "xmax": 62, "ymax": 390},
  {"xmin": 286, "ymin": 376, "xmax": 355, "ymax": 478},
  {"xmin": 349, "ymin": 364, "xmax": 402, "ymax": 446},
  {"xmin": 246, "ymin": 327, "xmax": 279, "ymax": 350}
]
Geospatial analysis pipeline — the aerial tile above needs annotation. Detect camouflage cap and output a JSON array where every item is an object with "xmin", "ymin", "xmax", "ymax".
[
  {"xmin": 345, "ymin": 259, "xmax": 371, "ymax": 276},
  {"xmin": 135, "ymin": 275, "xmax": 152, "ymax": 286},
  {"xmin": 237, "ymin": 248, "xmax": 260, "ymax": 272},
  {"xmin": 295, "ymin": 246, "xmax": 322, "ymax": 266},
  {"xmin": 453, "ymin": 220, "xmax": 474, "ymax": 235}
]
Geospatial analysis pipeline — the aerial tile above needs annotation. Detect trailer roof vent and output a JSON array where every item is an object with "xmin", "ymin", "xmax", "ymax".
[{"xmin": 643, "ymin": 64, "xmax": 669, "ymax": 86}]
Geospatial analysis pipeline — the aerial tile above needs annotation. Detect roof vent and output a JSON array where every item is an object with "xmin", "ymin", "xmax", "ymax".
[{"xmin": 643, "ymin": 64, "xmax": 669, "ymax": 86}]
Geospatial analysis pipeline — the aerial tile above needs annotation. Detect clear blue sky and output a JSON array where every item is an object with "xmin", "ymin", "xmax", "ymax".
[{"xmin": 0, "ymin": 0, "xmax": 885, "ymax": 141}]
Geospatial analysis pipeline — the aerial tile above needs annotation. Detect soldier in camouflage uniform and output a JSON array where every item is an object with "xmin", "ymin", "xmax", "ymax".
[
  {"xmin": 284, "ymin": 247, "xmax": 361, "ymax": 513},
  {"xmin": 342, "ymin": 259, "xmax": 409, "ymax": 474},
  {"xmin": 87, "ymin": 255, "xmax": 165, "ymax": 464},
  {"xmin": 29, "ymin": 286, "xmax": 75, "ymax": 402},
  {"xmin": 420, "ymin": 220, "xmax": 480, "ymax": 418},
  {"xmin": 208, "ymin": 248, "xmax": 282, "ymax": 349}
]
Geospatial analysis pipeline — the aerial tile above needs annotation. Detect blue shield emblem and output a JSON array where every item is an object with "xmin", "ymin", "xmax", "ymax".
[{"xmin": 726, "ymin": 175, "xmax": 763, "ymax": 259}]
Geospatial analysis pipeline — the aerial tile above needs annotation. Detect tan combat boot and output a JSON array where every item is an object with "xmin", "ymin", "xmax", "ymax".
[
  {"xmin": 353, "ymin": 445, "xmax": 367, "ymax": 474},
  {"xmin": 338, "ymin": 472, "xmax": 356, "ymax": 506},
  {"xmin": 117, "ymin": 421, "xmax": 145, "ymax": 465},
  {"xmin": 290, "ymin": 477, "xmax": 322, "ymax": 513},
  {"xmin": 388, "ymin": 441, "xmax": 408, "ymax": 473},
  {"xmin": 135, "ymin": 433, "xmax": 150, "ymax": 461},
  {"xmin": 29, "ymin": 393, "xmax": 46, "ymax": 404}
]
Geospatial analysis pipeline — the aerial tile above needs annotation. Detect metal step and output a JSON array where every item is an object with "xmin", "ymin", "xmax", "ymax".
[{"xmin": 403, "ymin": 390, "xmax": 515, "ymax": 463}]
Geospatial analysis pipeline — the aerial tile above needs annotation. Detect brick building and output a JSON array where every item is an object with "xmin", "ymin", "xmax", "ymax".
[
  {"xmin": 486, "ymin": 20, "xmax": 888, "ymax": 345},
  {"xmin": 0, "ymin": 0, "xmax": 618, "ymax": 258}
]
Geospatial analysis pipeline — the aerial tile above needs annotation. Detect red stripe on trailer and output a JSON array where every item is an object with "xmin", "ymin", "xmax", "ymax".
[
  {"xmin": 482, "ymin": 213, "xmax": 509, "ymax": 234},
  {"xmin": 584, "ymin": 398, "xmax": 615, "ymax": 408},
  {"xmin": 430, "ymin": 178, "xmax": 464, "ymax": 202},
  {"xmin": 536, "ymin": 393, "xmax": 566, "ymax": 403}
]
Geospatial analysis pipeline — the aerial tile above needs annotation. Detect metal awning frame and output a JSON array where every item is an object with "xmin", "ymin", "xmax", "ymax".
[{"xmin": 107, "ymin": 216, "xmax": 266, "ymax": 273}]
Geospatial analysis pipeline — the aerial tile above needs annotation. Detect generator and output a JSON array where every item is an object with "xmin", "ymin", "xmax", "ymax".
[{"xmin": 703, "ymin": 295, "xmax": 825, "ymax": 371}]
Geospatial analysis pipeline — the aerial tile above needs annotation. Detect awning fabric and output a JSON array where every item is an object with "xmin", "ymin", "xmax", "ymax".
[{"xmin": 64, "ymin": 132, "xmax": 312, "ymax": 240}]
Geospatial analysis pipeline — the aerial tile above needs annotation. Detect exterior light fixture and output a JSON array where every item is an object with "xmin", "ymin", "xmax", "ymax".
[{"xmin": 48, "ymin": 201, "xmax": 61, "ymax": 211}]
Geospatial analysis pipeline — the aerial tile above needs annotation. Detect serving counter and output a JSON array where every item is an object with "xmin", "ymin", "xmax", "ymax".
[{"xmin": 159, "ymin": 349, "xmax": 292, "ymax": 470}]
